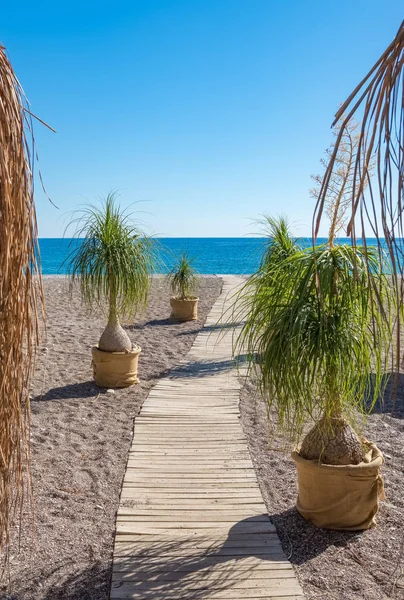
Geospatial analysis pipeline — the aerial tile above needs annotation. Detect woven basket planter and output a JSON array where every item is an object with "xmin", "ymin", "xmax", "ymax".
[
  {"xmin": 91, "ymin": 345, "xmax": 141, "ymax": 388},
  {"xmin": 292, "ymin": 442, "xmax": 385, "ymax": 530},
  {"xmin": 170, "ymin": 297, "xmax": 199, "ymax": 321}
]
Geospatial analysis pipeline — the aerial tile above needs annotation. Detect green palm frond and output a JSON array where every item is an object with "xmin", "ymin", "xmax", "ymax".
[
  {"xmin": 233, "ymin": 217, "xmax": 393, "ymax": 443},
  {"xmin": 65, "ymin": 192, "xmax": 159, "ymax": 321},
  {"xmin": 167, "ymin": 253, "xmax": 199, "ymax": 300}
]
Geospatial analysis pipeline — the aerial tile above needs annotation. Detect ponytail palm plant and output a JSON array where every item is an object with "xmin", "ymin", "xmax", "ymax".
[
  {"xmin": 168, "ymin": 253, "xmax": 199, "ymax": 300},
  {"xmin": 234, "ymin": 217, "xmax": 392, "ymax": 465},
  {"xmin": 66, "ymin": 193, "xmax": 157, "ymax": 353}
]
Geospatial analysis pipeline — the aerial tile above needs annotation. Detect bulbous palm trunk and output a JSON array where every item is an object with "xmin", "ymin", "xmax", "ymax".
[
  {"xmin": 299, "ymin": 415, "xmax": 364, "ymax": 465},
  {"xmin": 98, "ymin": 292, "xmax": 132, "ymax": 352}
]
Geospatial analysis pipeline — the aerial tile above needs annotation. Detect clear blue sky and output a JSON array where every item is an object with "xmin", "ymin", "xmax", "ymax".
[{"xmin": 2, "ymin": 1, "xmax": 403, "ymax": 237}]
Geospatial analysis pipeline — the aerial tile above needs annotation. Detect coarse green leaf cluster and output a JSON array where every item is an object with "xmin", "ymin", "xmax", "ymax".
[
  {"xmin": 168, "ymin": 253, "xmax": 199, "ymax": 300},
  {"xmin": 234, "ymin": 217, "xmax": 393, "ymax": 442},
  {"xmin": 65, "ymin": 192, "xmax": 158, "ymax": 322}
]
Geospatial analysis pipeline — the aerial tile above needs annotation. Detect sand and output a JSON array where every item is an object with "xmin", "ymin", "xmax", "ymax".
[{"xmin": 1, "ymin": 276, "xmax": 222, "ymax": 600}]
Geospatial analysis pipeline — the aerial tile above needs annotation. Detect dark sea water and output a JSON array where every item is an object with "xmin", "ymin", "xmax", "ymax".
[{"xmin": 39, "ymin": 237, "xmax": 382, "ymax": 275}]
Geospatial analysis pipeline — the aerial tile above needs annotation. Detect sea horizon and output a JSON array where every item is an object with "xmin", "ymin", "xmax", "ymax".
[{"xmin": 38, "ymin": 236, "xmax": 388, "ymax": 276}]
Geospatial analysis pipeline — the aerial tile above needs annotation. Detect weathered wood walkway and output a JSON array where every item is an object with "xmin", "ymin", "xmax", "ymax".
[{"xmin": 111, "ymin": 276, "xmax": 304, "ymax": 599}]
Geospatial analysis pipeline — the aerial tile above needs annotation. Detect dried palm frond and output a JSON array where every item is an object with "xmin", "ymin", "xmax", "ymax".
[
  {"xmin": 311, "ymin": 115, "xmax": 376, "ymax": 244},
  {"xmin": 312, "ymin": 20, "xmax": 404, "ymax": 382},
  {"xmin": 0, "ymin": 46, "xmax": 44, "ymax": 560}
]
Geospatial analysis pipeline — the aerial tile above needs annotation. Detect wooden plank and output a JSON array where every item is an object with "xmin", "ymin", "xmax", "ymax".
[
  {"xmin": 125, "ymin": 466, "xmax": 256, "ymax": 473},
  {"xmin": 112, "ymin": 569, "xmax": 295, "ymax": 581},
  {"xmin": 132, "ymin": 431, "xmax": 244, "ymax": 437},
  {"xmin": 128, "ymin": 453, "xmax": 252, "ymax": 459},
  {"xmin": 128, "ymin": 455, "xmax": 251, "ymax": 461},
  {"xmin": 112, "ymin": 545, "xmax": 283, "ymax": 556},
  {"xmin": 117, "ymin": 514, "xmax": 269, "ymax": 523},
  {"xmin": 131, "ymin": 434, "xmax": 245, "ymax": 441},
  {"xmin": 132, "ymin": 434, "xmax": 247, "ymax": 440},
  {"xmin": 114, "ymin": 534, "xmax": 279, "ymax": 545},
  {"xmin": 111, "ymin": 568, "xmax": 295, "ymax": 581},
  {"xmin": 113, "ymin": 532, "xmax": 280, "ymax": 543},
  {"xmin": 113, "ymin": 543, "xmax": 283, "ymax": 555},
  {"xmin": 119, "ymin": 491, "xmax": 264, "ymax": 499},
  {"xmin": 126, "ymin": 461, "xmax": 254, "ymax": 469},
  {"xmin": 126, "ymin": 463, "xmax": 254, "ymax": 468},
  {"xmin": 121, "ymin": 483, "xmax": 262, "ymax": 490},
  {"xmin": 139, "ymin": 415, "xmax": 240, "ymax": 419},
  {"xmin": 128, "ymin": 449, "xmax": 251, "ymax": 456},
  {"xmin": 130, "ymin": 443, "xmax": 249, "ymax": 448},
  {"xmin": 120, "ymin": 495, "xmax": 264, "ymax": 502},
  {"xmin": 113, "ymin": 544, "xmax": 284, "ymax": 555},
  {"xmin": 134, "ymin": 421, "xmax": 242, "ymax": 427},
  {"xmin": 116, "ymin": 522, "xmax": 276, "ymax": 534},
  {"xmin": 110, "ymin": 581, "xmax": 304, "ymax": 598},
  {"xmin": 143, "ymin": 394, "xmax": 238, "ymax": 397},
  {"xmin": 127, "ymin": 455, "xmax": 252, "ymax": 461},
  {"xmin": 140, "ymin": 407, "xmax": 240, "ymax": 412},
  {"xmin": 120, "ymin": 485, "xmax": 261, "ymax": 492},
  {"xmin": 112, "ymin": 549, "xmax": 286, "ymax": 562},
  {"xmin": 123, "ymin": 476, "xmax": 257, "ymax": 482},
  {"xmin": 122, "ymin": 479, "xmax": 258, "ymax": 486},
  {"xmin": 112, "ymin": 551, "xmax": 288, "ymax": 564},
  {"xmin": 119, "ymin": 499, "xmax": 266, "ymax": 506},
  {"xmin": 128, "ymin": 462, "xmax": 254, "ymax": 472},
  {"xmin": 110, "ymin": 592, "xmax": 304, "ymax": 600},
  {"xmin": 117, "ymin": 507, "xmax": 267, "ymax": 516},
  {"xmin": 139, "ymin": 414, "xmax": 239, "ymax": 418},
  {"xmin": 119, "ymin": 502, "xmax": 266, "ymax": 509},
  {"xmin": 139, "ymin": 412, "xmax": 240, "ymax": 417},
  {"xmin": 131, "ymin": 438, "xmax": 247, "ymax": 443}
]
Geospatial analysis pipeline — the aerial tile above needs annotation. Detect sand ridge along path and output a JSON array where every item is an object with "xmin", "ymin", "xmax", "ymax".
[{"xmin": 111, "ymin": 276, "xmax": 304, "ymax": 600}]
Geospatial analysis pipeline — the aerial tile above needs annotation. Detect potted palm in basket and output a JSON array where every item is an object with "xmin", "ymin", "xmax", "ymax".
[
  {"xmin": 234, "ymin": 213, "xmax": 392, "ymax": 530},
  {"xmin": 66, "ymin": 193, "xmax": 157, "ymax": 388},
  {"xmin": 168, "ymin": 253, "xmax": 199, "ymax": 321}
]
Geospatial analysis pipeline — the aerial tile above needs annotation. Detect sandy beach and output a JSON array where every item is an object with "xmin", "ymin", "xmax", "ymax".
[
  {"xmin": 1, "ymin": 276, "xmax": 222, "ymax": 600},
  {"xmin": 2, "ymin": 275, "xmax": 403, "ymax": 600}
]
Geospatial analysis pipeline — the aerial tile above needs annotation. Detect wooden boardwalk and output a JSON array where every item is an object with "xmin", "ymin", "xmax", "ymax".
[{"xmin": 111, "ymin": 276, "xmax": 304, "ymax": 600}]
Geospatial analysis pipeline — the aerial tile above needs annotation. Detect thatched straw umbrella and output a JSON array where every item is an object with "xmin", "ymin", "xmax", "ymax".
[
  {"xmin": 313, "ymin": 20, "xmax": 404, "ymax": 392},
  {"xmin": 0, "ymin": 46, "xmax": 44, "ymax": 557}
]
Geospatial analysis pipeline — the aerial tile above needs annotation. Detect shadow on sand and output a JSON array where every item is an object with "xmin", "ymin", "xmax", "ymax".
[
  {"xmin": 369, "ymin": 373, "xmax": 404, "ymax": 418},
  {"xmin": 125, "ymin": 318, "xmax": 175, "ymax": 330},
  {"xmin": 270, "ymin": 507, "xmax": 362, "ymax": 566},
  {"xmin": 168, "ymin": 354, "xmax": 249, "ymax": 379},
  {"xmin": 31, "ymin": 381, "xmax": 101, "ymax": 402},
  {"xmin": 39, "ymin": 516, "xmax": 298, "ymax": 600}
]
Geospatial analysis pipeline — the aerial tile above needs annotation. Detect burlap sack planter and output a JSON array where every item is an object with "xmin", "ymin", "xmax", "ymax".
[
  {"xmin": 292, "ymin": 443, "xmax": 385, "ymax": 531},
  {"xmin": 170, "ymin": 297, "xmax": 199, "ymax": 321},
  {"xmin": 92, "ymin": 345, "xmax": 141, "ymax": 388}
]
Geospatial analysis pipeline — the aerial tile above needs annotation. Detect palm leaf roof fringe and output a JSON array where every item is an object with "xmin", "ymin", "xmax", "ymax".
[
  {"xmin": 312, "ymin": 21, "xmax": 404, "ymax": 374},
  {"xmin": 0, "ymin": 46, "xmax": 44, "ymax": 560}
]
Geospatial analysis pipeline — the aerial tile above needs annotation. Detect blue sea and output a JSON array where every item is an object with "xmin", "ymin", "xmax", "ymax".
[{"xmin": 39, "ymin": 237, "xmax": 382, "ymax": 276}]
